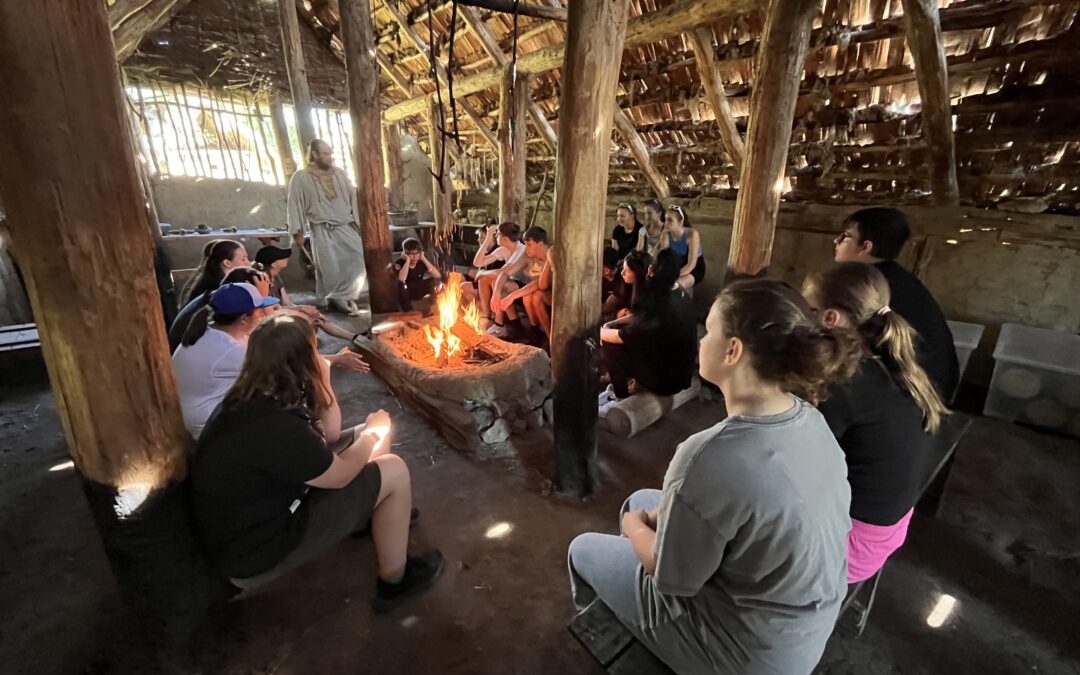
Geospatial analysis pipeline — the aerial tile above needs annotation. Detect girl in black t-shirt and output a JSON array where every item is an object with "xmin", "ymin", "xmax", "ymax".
[
  {"xmin": 803, "ymin": 263, "xmax": 948, "ymax": 583},
  {"xmin": 192, "ymin": 314, "xmax": 444, "ymax": 610},
  {"xmin": 611, "ymin": 203, "xmax": 643, "ymax": 260}
]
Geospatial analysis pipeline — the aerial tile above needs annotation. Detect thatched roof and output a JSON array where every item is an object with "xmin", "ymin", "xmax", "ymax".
[{"xmin": 125, "ymin": 0, "xmax": 1080, "ymax": 214}]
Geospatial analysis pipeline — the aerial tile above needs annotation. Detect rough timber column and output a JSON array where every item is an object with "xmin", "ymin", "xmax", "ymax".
[
  {"xmin": 0, "ymin": 0, "xmax": 210, "ymax": 646},
  {"xmin": 341, "ymin": 0, "xmax": 396, "ymax": 313},
  {"xmin": 728, "ymin": 0, "xmax": 816, "ymax": 275},
  {"xmin": 902, "ymin": 0, "xmax": 960, "ymax": 206},
  {"xmin": 277, "ymin": 0, "xmax": 317, "ymax": 150},
  {"xmin": 270, "ymin": 97, "xmax": 299, "ymax": 177},
  {"xmin": 551, "ymin": 0, "xmax": 632, "ymax": 497},
  {"xmin": 499, "ymin": 66, "xmax": 529, "ymax": 225}
]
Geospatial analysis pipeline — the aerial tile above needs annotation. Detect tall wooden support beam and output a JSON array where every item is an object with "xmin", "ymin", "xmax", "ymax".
[
  {"xmin": 341, "ymin": 0, "xmax": 396, "ymax": 313},
  {"xmin": 383, "ymin": 122, "xmax": 406, "ymax": 212},
  {"xmin": 0, "ymin": 0, "xmax": 211, "ymax": 644},
  {"xmin": 277, "ymin": 0, "xmax": 317, "ymax": 150},
  {"xmin": 269, "ymin": 98, "xmax": 299, "ymax": 177},
  {"xmin": 460, "ymin": 5, "xmax": 558, "ymax": 151},
  {"xmin": 728, "ymin": 0, "xmax": 816, "ymax": 275},
  {"xmin": 902, "ymin": 0, "xmax": 960, "ymax": 206},
  {"xmin": 428, "ymin": 97, "xmax": 454, "ymax": 240},
  {"xmin": 687, "ymin": 27, "xmax": 745, "ymax": 170},
  {"xmin": 111, "ymin": 0, "xmax": 195, "ymax": 61},
  {"xmin": 499, "ymin": 67, "xmax": 529, "ymax": 225},
  {"xmin": 383, "ymin": 0, "xmax": 499, "ymax": 151},
  {"xmin": 386, "ymin": 0, "xmax": 758, "ymax": 122},
  {"xmin": 612, "ymin": 107, "xmax": 670, "ymax": 199},
  {"xmin": 551, "ymin": 0, "xmax": 632, "ymax": 497},
  {"xmin": 458, "ymin": 0, "xmax": 568, "ymax": 21}
]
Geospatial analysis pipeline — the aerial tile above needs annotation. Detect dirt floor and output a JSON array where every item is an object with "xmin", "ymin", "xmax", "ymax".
[{"xmin": 2, "ymin": 321, "xmax": 1079, "ymax": 674}]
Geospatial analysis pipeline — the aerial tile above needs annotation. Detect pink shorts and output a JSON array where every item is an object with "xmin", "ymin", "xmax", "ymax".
[{"xmin": 847, "ymin": 509, "xmax": 913, "ymax": 583}]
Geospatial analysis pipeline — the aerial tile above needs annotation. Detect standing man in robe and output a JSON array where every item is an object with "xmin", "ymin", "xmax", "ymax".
[{"xmin": 287, "ymin": 139, "xmax": 367, "ymax": 316}]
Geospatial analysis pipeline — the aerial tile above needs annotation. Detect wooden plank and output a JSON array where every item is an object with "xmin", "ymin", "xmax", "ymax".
[
  {"xmin": 550, "ymin": 0, "xmax": 632, "ymax": 497},
  {"xmin": 902, "ymin": 0, "xmax": 960, "ymax": 206},
  {"xmin": 429, "ymin": 97, "xmax": 454, "ymax": 242},
  {"xmin": 341, "ymin": 0, "xmax": 397, "ymax": 314},
  {"xmin": 728, "ymin": 0, "xmax": 817, "ymax": 275},
  {"xmin": 383, "ymin": 122, "xmax": 406, "ymax": 212},
  {"xmin": 277, "ymin": 0, "xmax": 317, "ymax": 150},
  {"xmin": 612, "ymin": 106, "xmax": 670, "ymax": 199},
  {"xmin": 384, "ymin": 0, "xmax": 759, "ymax": 122},
  {"xmin": 499, "ymin": 66, "xmax": 529, "ymax": 225}
]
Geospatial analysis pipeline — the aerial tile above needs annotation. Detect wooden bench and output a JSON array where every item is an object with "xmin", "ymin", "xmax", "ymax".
[
  {"xmin": 568, "ymin": 411, "xmax": 974, "ymax": 669},
  {"xmin": 0, "ymin": 323, "xmax": 40, "ymax": 353}
]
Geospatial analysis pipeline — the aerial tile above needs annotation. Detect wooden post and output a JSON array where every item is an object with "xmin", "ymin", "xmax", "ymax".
[
  {"xmin": 340, "ymin": 0, "xmax": 396, "ymax": 313},
  {"xmin": 0, "ymin": 0, "xmax": 214, "ymax": 648},
  {"xmin": 277, "ymin": 0, "xmax": 317, "ymax": 151},
  {"xmin": 269, "ymin": 97, "xmax": 299, "ymax": 178},
  {"xmin": 612, "ymin": 106, "xmax": 670, "ymax": 199},
  {"xmin": 551, "ymin": 0, "xmax": 632, "ymax": 497},
  {"xmin": 687, "ymin": 27, "xmax": 745, "ymax": 170},
  {"xmin": 728, "ymin": 0, "xmax": 816, "ymax": 275},
  {"xmin": 383, "ymin": 122, "xmax": 406, "ymax": 212},
  {"xmin": 499, "ymin": 66, "xmax": 529, "ymax": 225},
  {"xmin": 902, "ymin": 0, "xmax": 960, "ymax": 206},
  {"xmin": 428, "ymin": 97, "xmax": 453, "ymax": 242},
  {"xmin": 457, "ymin": 0, "xmax": 568, "ymax": 21}
]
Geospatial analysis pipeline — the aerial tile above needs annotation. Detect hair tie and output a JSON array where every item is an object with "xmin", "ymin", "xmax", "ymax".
[{"xmin": 877, "ymin": 305, "xmax": 892, "ymax": 316}]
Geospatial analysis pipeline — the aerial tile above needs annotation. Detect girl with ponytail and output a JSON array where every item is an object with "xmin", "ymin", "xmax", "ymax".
[
  {"xmin": 181, "ymin": 239, "xmax": 250, "ymax": 305},
  {"xmin": 570, "ymin": 279, "xmax": 856, "ymax": 674},
  {"xmin": 803, "ymin": 262, "xmax": 949, "ymax": 584}
]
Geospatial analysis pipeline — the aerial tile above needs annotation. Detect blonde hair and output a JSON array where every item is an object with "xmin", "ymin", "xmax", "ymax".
[{"xmin": 804, "ymin": 263, "xmax": 948, "ymax": 433}]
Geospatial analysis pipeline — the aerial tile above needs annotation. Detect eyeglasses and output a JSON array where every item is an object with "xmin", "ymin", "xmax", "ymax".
[{"xmin": 835, "ymin": 231, "xmax": 856, "ymax": 243}]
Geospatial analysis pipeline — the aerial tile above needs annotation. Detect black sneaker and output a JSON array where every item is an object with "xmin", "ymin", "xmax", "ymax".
[{"xmin": 373, "ymin": 550, "xmax": 446, "ymax": 612}]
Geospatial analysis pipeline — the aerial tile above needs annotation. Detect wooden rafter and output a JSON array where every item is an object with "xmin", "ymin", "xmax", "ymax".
[
  {"xmin": 383, "ymin": 0, "xmax": 499, "ymax": 151},
  {"xmin": 612, "ymin": 107, "xmax": 670, "ymax": 198},
  {"xmin": 384, "ymin": 0, "xmax": 759, "ymax": 122},
  {"xmin": 456, "ymin": 0, "xmax": 567, "ymax": 22},
  {"xmin": 111, "ymin": 0, "xmax": 194, "ymax": 61},
  {"xmin": 459, "ymin": 5, "xmax": 558, "ymax": 151},
  {"xmin": 687, "ymin": 27, "xmax": 744, "ymax": 171},
  {"xmin": 902, "ymin": 0, "xmax": 960, "ymax": 206}
]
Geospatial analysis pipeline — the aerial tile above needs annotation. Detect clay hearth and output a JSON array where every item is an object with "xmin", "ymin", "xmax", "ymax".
[{"xmin": 353, "ymin": 328, "xmax": 552, "ymax": 457}]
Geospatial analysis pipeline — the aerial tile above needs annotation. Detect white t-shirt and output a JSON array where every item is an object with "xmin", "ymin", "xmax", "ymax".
[{"xmin": 172, "ymin": 328, "xmax": 248, "ymax": 439}]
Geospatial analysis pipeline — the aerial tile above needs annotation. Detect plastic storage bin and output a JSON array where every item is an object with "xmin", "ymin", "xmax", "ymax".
[
  {"xmin": 948, "ymin": 320, "xmax": 985, "ymax": 382},
  {"xmin": 983, "ymin": 323, "xmax": 1080, "ymax": 436}
]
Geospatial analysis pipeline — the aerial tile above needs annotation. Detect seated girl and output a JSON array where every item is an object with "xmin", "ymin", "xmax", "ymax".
[
  {"xmin": 803, "ymin": 263, "xmax": 948, "ymax": 583},
  {"xmin": 611, "ymin": 203, "xmax": 643, "ymax": 260},
  {"xmin": 254, "ymin": 245, "xmax": 360, "ymax": 344},
  {"xmin": 180, "ymin": 239, "xmax": 250, "ymax": 306},
  {"xmin": 598, "ymin": 250, "xmax": 694, "ymax": 405},
  {"xmin": 659, "ymin": 204, "xmax": 704, "ymax": 289},
  {"xmin": 173, "ymin": 282, "xmax": 279, "ymax": 439},
  {"xmin": 171, "ymin": 266, "xmax": 270, "ymax": 353},
  {"xmin": 600, "ymin": 247, "xmax": 625, "ymax": 321},
  {"xmin": 569, "ymin": 279, "xmax": 858, "ymax": 674},
  {"xmin": 636, "ymin": 199, "xmax": 665, "ymax": 258},
  {"xmin": 607, "ymin": 249, "xmax": 650, "ymax": 320},
  {"xmin": 191, "ymin": 314, "xmax": 444, "ymax": 610}
]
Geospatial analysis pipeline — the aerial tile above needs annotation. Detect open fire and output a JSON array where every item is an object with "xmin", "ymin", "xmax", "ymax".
[{"xmin": 421, "ymin": 271, "xmax": 483, "ymax": 362}]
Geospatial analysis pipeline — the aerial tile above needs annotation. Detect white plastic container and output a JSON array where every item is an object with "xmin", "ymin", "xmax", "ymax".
[
  {"xmin": 948, "ymin": 320, "xmax": 985, "ymax": 382},
  {"xmin": 983, "ymin": 323, "xmax": 1080, "ymax": 436}
]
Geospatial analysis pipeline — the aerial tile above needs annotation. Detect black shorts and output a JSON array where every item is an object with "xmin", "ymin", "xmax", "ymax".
[
  {"xmin": 232, "ymin": 461, "xmax": 382, "ymax": 587},
  {"xmin": 691, "ymin": 257, "xmax": 706, "ymax": 286}
]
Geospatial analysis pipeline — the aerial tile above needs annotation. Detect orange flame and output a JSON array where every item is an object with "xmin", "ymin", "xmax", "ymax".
[{"xmin": 422, "ymin": 271, "xmax": 482, "ymax": 360}]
